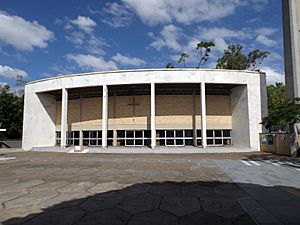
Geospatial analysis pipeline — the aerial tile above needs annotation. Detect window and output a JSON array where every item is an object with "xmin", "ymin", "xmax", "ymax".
[
  {"xmin": 117, "ymin": 130, "xmax": 151, "ymax": 146},
  {"xmin": 67, "ymin": 131, "xmax": 80, "ymax": 146},
  {"xmin": 83, "ymin": 131, "xmax": 101, "ymax": 146},
  {"xmin": 156, "ymin": 130, "xmax": 194, "ymax": 146},
  {"xmin": 197, "ymin": 130, "xmax": 232, "ymax": 146},
  {"xmin": 56, "ymin": 131, "xmax": 61, "ymax": 146}
]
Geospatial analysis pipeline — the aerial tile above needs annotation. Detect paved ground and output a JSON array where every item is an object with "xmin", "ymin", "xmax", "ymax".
[{"xmin": 0, "ymin": 151, "xmax": 299, "ymax": 225}]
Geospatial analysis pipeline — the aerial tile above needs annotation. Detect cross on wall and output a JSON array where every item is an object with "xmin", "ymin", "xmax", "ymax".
[{"xmin": 128, "ymin": 97, "xmax": 140, "ymax": 121}]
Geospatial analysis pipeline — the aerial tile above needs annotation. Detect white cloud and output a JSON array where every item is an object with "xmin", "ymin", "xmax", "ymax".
[
  {"xmin": 122, "ymin": 0, "xmax": 267, "ymax": 26},
  {"xmin": 0, "ymin": 11, "xmax": 54, "ymax": 51},
  {"xmin": 66, "ymin": 32, "xmax": 85, "ymax": 46},
  {"xmin": 196, "ymin": 27, "xmax": 250, "ymax": 52},
  {"xmin": 256, "ymin": 35, "xmax": 277, "ymax": 47},
  {"xmin": 149, "ymin": 24, "xmax": 183, "ymax": 51},
  {"xmin": 70, "ymin": 16, "xmax": 96, "ymax": 33},
  {"xmin": 261, "ymin": 66, "xmax": 285, "ymax": 85},
  {"xmin": 251, "ymin": 0, "xmax": 269, "ymax": 12},
  {"xmin": 267, "ymin": 52, "xmax": 282, "ymax": 61},
  {"xmin": 100, "ymin": 2, "xmax": 133, "ymax": 28},
  {"xmin": 86, "ymin": 35, "xmax": 109, "ymax": 55},
  {"xmin": 256, "ymin": 27, "xmax": 277, "ymax": 36},
  {"xmin": 213, "ymin": 37, "xmax": 229, "ymax": 53},
  {"xmin": 199, "ymin": 27, "xmax": 250, "ymax": 40},
  {"xmin": 0, "ymin": 65, "xmax": 28, "ymax": 79},
  {"xmin": 66, "ymin": 54, "xmax": 118, "ymax": 71},
  {"xmin": 66, "ymin": 32, "xmax": 107, "ymax": 56},
  {"xmin": 254, "ymin": 27, "xmax": 278, "ymax": 47},
  {"xmin": 123, "ymin": 0, "xmax": 171, "ymax": 25},
  {"xmin": 0, "ymin": 82, "xmax": 8, "ymax": 86},
  {"xmin": 112, "ymin": 53, "xmax": 145, "ymax": 66}
]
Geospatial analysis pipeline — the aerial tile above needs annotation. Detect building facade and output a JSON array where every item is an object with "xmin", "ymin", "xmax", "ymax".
[
  {"xmin": 22, "ymin": 69, "xmax": 267, "ymax": 151},
  {"xmin": 282, "ymin": 0, "xmax": 300, "ymax": 98}
]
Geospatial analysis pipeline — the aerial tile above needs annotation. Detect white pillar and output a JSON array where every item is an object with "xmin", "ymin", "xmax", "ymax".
[
  {"xmin": 151, "ymin": 82, "xmax": 156, "ymax": 148},
  {"xmin": 102, "ymin": 85, "xmax": 108, "ymax": 148},
  {"xmin": 201, "ymin": 83, "xmax": 207, "ymax": 148},
  {"xmin": 79, "ymin": 96, "xmax": 83, "ymax": 148},
  {"xmin": 192, "ymin": 91, "xmax": 197, "ymax": 146},
  {"xmin": 61, "ymin": 88, "xmax": 68, "ymax": 148}
]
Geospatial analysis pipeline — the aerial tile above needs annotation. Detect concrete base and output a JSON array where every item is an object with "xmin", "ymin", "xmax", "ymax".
[{"xmin": 31, "ymin": 146, "xmax": 254, "ymax": 154}]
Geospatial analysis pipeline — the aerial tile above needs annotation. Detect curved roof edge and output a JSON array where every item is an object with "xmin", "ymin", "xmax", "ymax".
[{"xmin": 27, "ymin": 68, "xmax": 261, "ymax": 85}]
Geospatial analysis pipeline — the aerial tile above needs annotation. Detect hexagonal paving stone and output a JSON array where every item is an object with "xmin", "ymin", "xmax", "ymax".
[
  {"xmin": 23, "ymin": 207, "xmax": 85, "ymax": 225},
  {"xmin": 77, "ymin": 208, "xmax": 131, "ymax": 225},
  {"xmin": 4, "ymin": 190, "xmax": 59, "ymax": 209},
  {"xmin": 214, "ymin": 183, "xmax": 249, "ymax": 199},
  {"xmin": 181, "ymin": 211, "xmax": 232, "ymax": 225},
  {"xmin": 201, "ymin": 195, "xmax": 246, "ymax": 219},
  {"xmin": 160, "ymin": 194, "xmax": 201, "ymax": 216},
  {"xmin": 29, "ymin": 181, "xmax": 69, "ymax": 193},
  {"xmin": 128, "ymin": 209, "xmax": 178, "ymax": 225},
  {"xmin": 57, "ymin": 182, "xmax": 95, "ymax": 193},
  {"xmin": 120, "ymin": 183, "xmax": 152, "ymax": 196},
  {"xmin": 118, "ymin": 193, "xmax": 161, "ymax": 214},
  {"xmin": 231, "ymin": 214, "xmax": 257, "ymax": 225},
  {"xmin": 0, "ymin": 190, "xmax": 27, "ymax": 205},
  {"xmin": 0, "ymin": 180, "xmax": 44, "ymax": 192},
  {"xmin": 182, "ymin": 184, "xmax": 215, "ymax": 198},
  {"xmin": 80, "ymin": 191, "xmax": 124, "ymax": 212},
  {"xmin": 149, "ymin": 182, "xmax": 180, "ymax": 196},
  {"xmin": 0, "ymin": 205, "xmax": 42, "ymax": 224},
  {"xmin": 39, "ymin": 191, "xmax": 90, "ymax": 210},
  {"xmin": 87, "ymin": 182, "xmax": 124, "ymax": 194}
]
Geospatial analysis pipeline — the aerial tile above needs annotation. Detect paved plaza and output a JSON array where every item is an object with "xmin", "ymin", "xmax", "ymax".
[{"xmin": 0, "ymin": 151, "xmax": 300, "ymax": 225}]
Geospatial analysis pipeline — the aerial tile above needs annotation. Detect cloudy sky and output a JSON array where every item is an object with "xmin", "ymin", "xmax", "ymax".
[{"xmin": 0, "ymin": 0, "xmax": 284, "ymax": 87}]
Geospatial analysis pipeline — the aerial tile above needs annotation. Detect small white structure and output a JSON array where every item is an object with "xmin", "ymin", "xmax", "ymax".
[{"xmin": 22, "ymin": 69, "xmax": 267, "ymax": 152}]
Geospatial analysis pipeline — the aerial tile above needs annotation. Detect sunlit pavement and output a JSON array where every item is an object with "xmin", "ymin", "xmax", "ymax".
[{"xmin": 0, "ymin": 151, "xmax": 299, "ymax": 225}]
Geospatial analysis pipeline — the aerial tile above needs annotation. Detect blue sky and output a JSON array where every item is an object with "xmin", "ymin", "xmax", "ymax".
[{"xmin": 0, "ymin": 0, "xmax": 284, "ymax": 87}]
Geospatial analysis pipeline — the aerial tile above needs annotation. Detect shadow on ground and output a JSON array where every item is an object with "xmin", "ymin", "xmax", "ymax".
[{"xmin": 2, "ymin": 180, "xmax": 300, "ymax": 225}]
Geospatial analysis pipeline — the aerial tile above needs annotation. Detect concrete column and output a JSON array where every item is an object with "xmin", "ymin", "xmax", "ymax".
[
  {"xmin": 151, "ymin": 82, "xmax": 156, "ymax": 148},
  {"xmin": 201, "ymin": 83, "xmax": 207, "ymax": 148},
  {"xmin": 79, "ymin": 96, "xmax": 83, "ymax": 148},
  {"xmin": 113, "ymin": 130, "xmax": 117, "ymax": 147},
  {"xmin": 192, "ymin": 91, "xmax": 197, "ymax": 146},
  {"xmin": 79, "ymin": 131, "xmax": 83, "ymax": 147},
  {"xmin": 102, "ymin": 85, "xmax": 108, "ymax": 148},
  {"xmin": 282, "ymin": 0, "xmax": 300, "ymax": 98},
  {"xmin": 61, "ymin": 88, "xmax": 68, "ymax": 148}
]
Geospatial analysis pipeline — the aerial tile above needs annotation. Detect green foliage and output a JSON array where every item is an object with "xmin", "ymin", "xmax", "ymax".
[
  {"xmin": 247, "ymin": 50, "xmax": 269, "ymax": 70},
  {"xmin": 261, "ymin": 83, "xmax": 300, "ymax": 130},
  {"xmin": 196, "ymin": 41, "xmax": 215, "ymax": 68},
  {"xmin": 0, "ymin": 85, "xmax": 24, "ymax": 140},
  {"xmin": 262, "ymin": 98, "xmax": 300, "ymax": 130},
  {"xmin": 216, "ymin": 44, "xmax": 269, "ymax": 70},
  {"xmin": 267, "ymin": 82, "xmax": 286, "ymax": 116},
  {"xmin": 178, "ymin": 52, "xmax": 189, "ymax": 68},
  {"xmin": 166, "ymin": 63, "xmax": 175, "ymax": 69}
]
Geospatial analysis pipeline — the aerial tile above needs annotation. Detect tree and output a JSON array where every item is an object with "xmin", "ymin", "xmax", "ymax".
[
  {"xmin": 247, "ymin": 49, "xmax": 269, "ymax": 70},
  {"xmin": 261, "ymin": 98, "xmax": 300, "ymax": 130},
  {"xmin": 196, "ymin": 41, "xmax": 215, "ymax": 68},
  {"xmin": 216, "ymin": 44, "xmax": 269, "ymax": 70},
  {"xmin": 267, "ymin": 82, "xmax": 286, "ymax": 116},
  {"xmin": 166, "ymin": 63, "xmax": 174, "ymax": 69},
  {"xmin": 0, "ymin": 84, "xmax": 24, "ymax": 140},
  {"xmin": 178, "ymin": 52, "xmax": 189, "ymax": 68}
]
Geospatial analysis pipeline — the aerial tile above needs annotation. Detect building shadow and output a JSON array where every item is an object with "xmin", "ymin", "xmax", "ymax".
[{"xmin": 2, "ymin": 180, "xmax": 300, "ymax": 225}]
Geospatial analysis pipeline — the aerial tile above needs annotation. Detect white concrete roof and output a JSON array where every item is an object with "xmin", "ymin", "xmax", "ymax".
[
  {"xmin": 25, "ymin": 68, "xmax": 263, "ymax": 93},
  {"xmin": 27, "ymin": 68, "xmax": 260, "ymax": 84}
]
